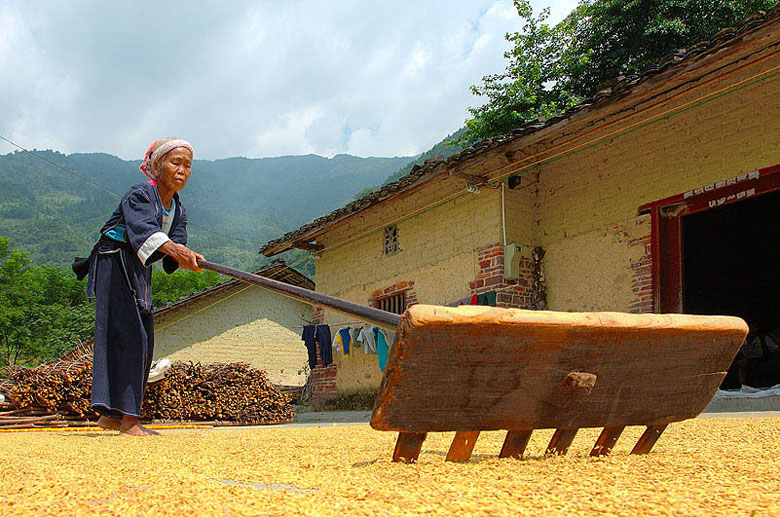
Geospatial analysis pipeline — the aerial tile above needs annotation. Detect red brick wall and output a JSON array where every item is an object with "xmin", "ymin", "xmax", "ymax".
[
  {"xmin": 371, "ymin": 281, "xmax": 418, "ymax": 309},
  {"xmin": 306, "ymin": 306, "xmax": 338, "ymax": 408},
  {"xmin": 469, "ymin": 243, "xmax": 538, "ymax": 309},
  {"xmin": 628, "ymin": 233, "xmax": 654, "ymax": 314},
  {"xmin": 309, "ymin": 363, "xmax": 337, "ymax": 407}
]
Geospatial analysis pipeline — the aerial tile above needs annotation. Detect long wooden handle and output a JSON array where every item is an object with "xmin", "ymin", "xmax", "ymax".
[{"xmin": 197, "ymin": 259, "xmax": 401, "ymax": 330}]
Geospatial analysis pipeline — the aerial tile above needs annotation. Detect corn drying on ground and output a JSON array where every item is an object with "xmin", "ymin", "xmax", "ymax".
[{"xmin": 0, "ymin": 417, "xmax": 778, "ymax": 516}]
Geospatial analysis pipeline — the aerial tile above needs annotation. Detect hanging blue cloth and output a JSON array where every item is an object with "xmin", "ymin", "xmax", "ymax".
[
  {"xmin": 302, "ymin": 325, "xmax": 318, "ymax": 369},
  {"xmin": 337, "ymin": 327, "xmax": 351, "ymax": 356},
  {"xmin": 316, "ymin": 324, "xmax": 333, "ymax": 367},
  {"xmin": 374, "ymin": 327, "xmax": 389, "ymax": 371},
  {"xmin": 301, "ymin": 324, "xmax": 333, "ymax": 368}
]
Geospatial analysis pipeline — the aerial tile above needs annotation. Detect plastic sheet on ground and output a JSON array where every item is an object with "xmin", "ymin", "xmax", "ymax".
[
  {"xmin": 147, "ymin": 358, "xmax": 171, "ymax": 383},
  {"xmin": 714, "ymin": 383, "xmax": 780, "ymax": 399}
]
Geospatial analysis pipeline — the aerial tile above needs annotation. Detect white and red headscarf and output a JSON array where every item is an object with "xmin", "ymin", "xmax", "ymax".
[{"xmin": 139, "ymin": 138, "xmax": 194, "ymax": 183}]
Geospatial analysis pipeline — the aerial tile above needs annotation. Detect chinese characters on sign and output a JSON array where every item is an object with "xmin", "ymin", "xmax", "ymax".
[
  {"xmin": 684, "ymin": 170, "xmax": 760, "ymax": 199},
  {"xmin": 708, "ymin": 188, "xmax": 756, "ymax": 208}
]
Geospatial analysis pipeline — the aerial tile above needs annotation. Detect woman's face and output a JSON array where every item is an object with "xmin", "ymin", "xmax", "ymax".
[{"xmin": 156, "ymin": 147, "xmax": 192, "ymax": 192}]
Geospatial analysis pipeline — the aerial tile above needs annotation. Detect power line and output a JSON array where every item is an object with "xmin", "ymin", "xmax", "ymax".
[{"xmin": 0, "ymin": 135, "xmax": 121, "ymax": 196}]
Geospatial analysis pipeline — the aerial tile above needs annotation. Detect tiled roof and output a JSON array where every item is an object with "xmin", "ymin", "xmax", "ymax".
[
  {"xmin": 260, "ymin": 5, "xmax": 780, "ymax": 257},
  {"xmin": 153, "ymin": 259, "xmax": 314, "ymax": 316}
]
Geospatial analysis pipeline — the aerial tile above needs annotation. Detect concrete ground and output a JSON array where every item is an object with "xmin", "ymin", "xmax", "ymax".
[
  {"xmin": 281, "ymin": 393, "xmax": 780, "ymax": 429},
  {"xmin": 280, "ymin": 407, "xmax": 780, "ymax": 430},
  {"xmin": 699, "ymin": 410, "xmax": 780, "ymax": 418},
  {"xmin": 704, "ymin": 392, "xmax": 780, "ymax": 413},
  {"xmin": 295, "ymin": 409, "xmax": 372, "ymax": 425}
]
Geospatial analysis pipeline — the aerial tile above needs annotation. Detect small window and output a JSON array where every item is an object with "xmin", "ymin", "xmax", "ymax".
[
  {"xmin": 378, "ymin": 293, "xmax": 406, "ymax": 314},
  {"xmin": 383, "ymin": 225, "xmax": 399, "ymax": 255}
]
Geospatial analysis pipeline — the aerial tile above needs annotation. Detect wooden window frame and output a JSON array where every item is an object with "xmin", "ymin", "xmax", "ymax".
[
  {"xmin": 377, "ymin": 292, "xmax": 406, "ymax": 315},
  {"xmin": 639, "ymin": 163, "xmax": 780, "ymax": 313}
]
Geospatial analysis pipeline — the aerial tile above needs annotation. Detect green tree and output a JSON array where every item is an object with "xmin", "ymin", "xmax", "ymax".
[
  {"xmin": 462, "ymin": 0, "xmax": 775, "ymax": 143},
  {"xmin": 151, "ymin": 268, "xmax": 224, "ymax": 307},
  {"xmin": 0, "ymin": 237, "xmax": 93, "ymax": 368},
  {"xmin": 461, "ymin": 0, "xmax": 581, "ymax": 143},
  {"xmin": 563, "ymin": 0, "xmax": 776, "ymax": 98}
]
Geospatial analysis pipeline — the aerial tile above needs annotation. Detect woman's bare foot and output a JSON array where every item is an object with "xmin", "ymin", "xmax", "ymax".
[
  {"xmin": 97, "ymin": 416, "xmax": 121, "ymax": 431},
  {"xmin": 119, "ymin": 416, "xmax": 149, "ymax": 437},
  {"xmin": 139, "ymin": 425, "xmax": 161, "ymax": 436}
]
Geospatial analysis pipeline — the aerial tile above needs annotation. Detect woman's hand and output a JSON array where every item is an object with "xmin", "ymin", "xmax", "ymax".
[{"xmin": 159, "ymin": 241, "xmax": 204, "ymax": 272}]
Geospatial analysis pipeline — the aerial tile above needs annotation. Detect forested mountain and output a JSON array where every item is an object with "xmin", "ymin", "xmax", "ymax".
[
  {"xmin": 0, "ymin": 151, "xmax": 410, "ymax": 271},
  {"xmin": 351, "ymin": 127, "xmax": 467, "ymax": 199},
  {"xmin": 381, "ymin": 128, "xmax": 467, "ymax": 185}
]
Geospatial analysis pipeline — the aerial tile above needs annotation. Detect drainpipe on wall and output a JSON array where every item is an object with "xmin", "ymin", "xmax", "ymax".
[{"xmin": 501, "ymin": 181, "xmax": 507, "ymax": 247}]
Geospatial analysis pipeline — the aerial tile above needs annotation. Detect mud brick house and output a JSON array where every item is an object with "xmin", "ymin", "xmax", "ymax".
[
  {"xmin": 261, "ymin": 7, "xmax": 780, "ymax": 406},
  {"xmin": 152, "ymin": 260, "xmax": 313, "ymax": 387}
]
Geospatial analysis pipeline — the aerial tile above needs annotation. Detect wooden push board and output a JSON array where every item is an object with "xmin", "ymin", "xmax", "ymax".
[{"xmin": 370, "ymin": 305, "xmax": 748, "ymax": 433}]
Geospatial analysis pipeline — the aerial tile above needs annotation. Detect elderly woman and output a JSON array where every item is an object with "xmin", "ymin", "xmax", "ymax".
[{"xmin": 85, "ymin": 138, "xmax": 203, "ymax": 436}]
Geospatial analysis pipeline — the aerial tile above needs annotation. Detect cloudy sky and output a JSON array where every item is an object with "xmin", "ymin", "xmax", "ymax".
[{"xmin": 0, "ymin": 1, "xmax": 579, "ymax": 160}]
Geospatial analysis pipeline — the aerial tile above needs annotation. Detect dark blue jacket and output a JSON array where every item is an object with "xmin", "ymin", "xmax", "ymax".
[{"xmin": 88, "ymin": 181, "xmax": 188, "ymax": 313}]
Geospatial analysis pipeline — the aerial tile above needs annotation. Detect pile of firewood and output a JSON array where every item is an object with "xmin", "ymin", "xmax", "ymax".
[
  {"xmin": 1, "ymin": 360, "xmax": 96, "ymax": 425},
  {"xmin": 142, "ymin": 362, "xmax": 295, "ymax": 424},
  {"xmin": 0, "ymin": 354, "xmax": 295, "ymax": 428}
]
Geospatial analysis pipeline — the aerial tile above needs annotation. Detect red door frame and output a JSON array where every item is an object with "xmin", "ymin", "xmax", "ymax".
[{"xmin": 638, "ymin": 163, "xmax": 780, "ymax": 313}]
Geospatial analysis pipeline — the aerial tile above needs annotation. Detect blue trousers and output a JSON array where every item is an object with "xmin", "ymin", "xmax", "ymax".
[
  {"xmin": 302, "ymin": 324, "xmax": 332, "ymax": 368},
  {"xmin": 90, "ymin": 247, "xmax": 154, "ymax": 418}
]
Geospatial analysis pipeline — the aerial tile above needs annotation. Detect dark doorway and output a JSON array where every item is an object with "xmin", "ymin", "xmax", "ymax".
[{"xmin": 683, "ymin": 189, "xmax": 780, "ymax": 388}]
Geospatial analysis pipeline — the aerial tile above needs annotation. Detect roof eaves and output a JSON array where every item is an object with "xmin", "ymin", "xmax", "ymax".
[
  {"xmin": 153, "ymin": 259, "xmax": 314, "ymax": 315},
  {"xmin": 259, "ymin": 5, "xmax": 780, "ymax": 257}
]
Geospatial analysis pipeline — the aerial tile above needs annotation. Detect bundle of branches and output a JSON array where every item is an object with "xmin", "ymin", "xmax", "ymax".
[
  {"xmin": 4, "ymin": 359, "xmax": 95, "ymax": 418},
  {"xmin": 0, "ymin": 356, "xmax": 95, "ymax": 428},
  {"xmin": 1, "ymin": 356, "xmax": 295, "ymax": 428},
  {"xmin": 142, "ymin": 362, "xmax": 295, "ymax": 424}
]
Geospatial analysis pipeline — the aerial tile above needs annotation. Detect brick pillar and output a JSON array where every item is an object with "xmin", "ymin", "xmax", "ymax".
[
  {"xmin": 531, "ymin": 246, "xmax": 548, "ymax": 310},
  {"xmin": 307, "ymin": 306, "xmax": 338, "ymax": 409},
  {"xmin": 600, "ymin": 217, "xmax": 654, "ymax": 314},
  {"xmin": 629, "ymin": 233, "xmax": 653, "ymax": 313},
  {"xmin": 469, "ymin": 242, "xmax": 539, "ymax": 309}
]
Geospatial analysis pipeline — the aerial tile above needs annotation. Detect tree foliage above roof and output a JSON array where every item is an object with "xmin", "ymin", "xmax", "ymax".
[{"xmin": 461, "ymin": 0, "xmax": 776, "ymax": 143}]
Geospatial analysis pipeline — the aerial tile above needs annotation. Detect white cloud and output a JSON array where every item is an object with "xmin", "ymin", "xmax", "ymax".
[
  {"xmin": 0, "ymin": 1, "xmax": 579, "ymax": 159},
  {"xmin": 253, "ymin": 106, "xmax": 325, "ymax": 157}
]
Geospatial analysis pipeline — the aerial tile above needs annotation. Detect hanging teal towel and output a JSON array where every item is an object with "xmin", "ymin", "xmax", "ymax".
[{"xmin": 375, "ymin": 327, "xmax": 389, "ymax": 371}]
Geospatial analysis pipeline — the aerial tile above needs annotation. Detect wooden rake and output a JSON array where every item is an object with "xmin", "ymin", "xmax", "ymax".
[{"xmin": 199, "ymin": 260, "xmax": 748, "ymax": 463}]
